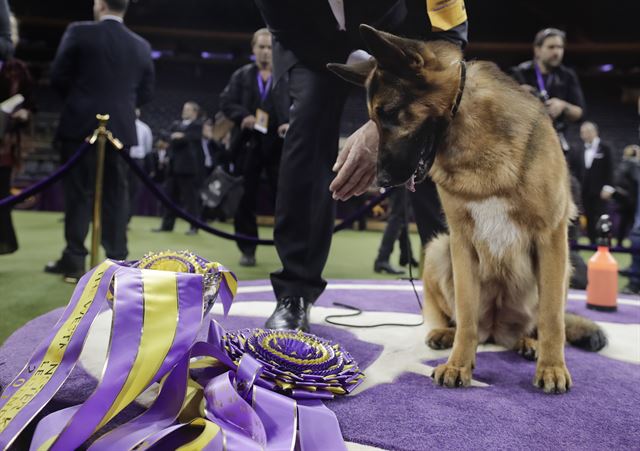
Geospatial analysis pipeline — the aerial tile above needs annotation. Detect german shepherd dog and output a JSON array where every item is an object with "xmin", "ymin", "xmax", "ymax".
[{"xmin": 328, "ymin": 25, "xmax": 606, "ymax": 393}]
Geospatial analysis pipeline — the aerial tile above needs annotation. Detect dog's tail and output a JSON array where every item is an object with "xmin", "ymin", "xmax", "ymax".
[{"xmin": 565, "ymin": 312, "xmax": 607, "ymax": 352}]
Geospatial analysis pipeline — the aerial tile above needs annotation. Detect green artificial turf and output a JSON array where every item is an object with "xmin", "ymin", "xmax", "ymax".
[
  {"xmin": 0, "ymin": 211, "xmax": 417, "ymax": 343},
  {"xmin": 0, "ymin": 211, "xmax": 631, "ymax": 344}
]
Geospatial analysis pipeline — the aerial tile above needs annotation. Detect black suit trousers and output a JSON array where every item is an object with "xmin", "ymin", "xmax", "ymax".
[
  {"xmin": 270, "ymin": 64, "xmax": 349, "ymax": 302},
  {"xmin": 59, "ymin": 140, "xmax": 129, "ymax": 270},
  {"xmin": 160, "ymin": 173, "xmax": 200, "ymax": 231},
  {"xmin": 234, "ymin": 138, "xmax": 281, "ymax": 257}
]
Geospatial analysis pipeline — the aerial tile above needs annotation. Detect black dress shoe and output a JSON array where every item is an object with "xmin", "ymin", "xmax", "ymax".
[
  {"xmin": 45, "ymin": 260, "xmax": 83, "ymax": 276},
  {"xmin": 265, "ymin": 296, "xmax": 312, "ymax": 332},
  {"xmin": 374, "ymin": 261, "xmax": 405, "ymax": 275},
  {"xmin": 44, "ymin": 260, "xmax": 67, "ymax": 274},
  {"xmin": 239, "ymin": 254, "xmax": 256, "ymax": 267}
]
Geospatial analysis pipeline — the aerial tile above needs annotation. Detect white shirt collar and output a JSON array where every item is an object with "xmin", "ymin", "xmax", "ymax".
[{"xmin": 100, "ymin": 15, "xmax": 124, "ymax": 23}]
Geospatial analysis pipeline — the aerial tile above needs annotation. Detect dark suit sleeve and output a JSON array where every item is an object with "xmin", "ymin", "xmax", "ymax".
[
  {"xmin": 50, "ymin": 24, "xmax": 80, "ymax": 97},
  {"xmin": 273, "ymin": 72, "xmax": 291, "ymax": 125},
  {"xmin": 219, "ymin": 68, "xmax": 252, "ymax": 124},
  {"xmin": 136, "ymin": 42, "xmax": 155, "ymax": 107},
  {"xmin": 602, "ymin": 144, "xmax": 614, "ymax": 187}
]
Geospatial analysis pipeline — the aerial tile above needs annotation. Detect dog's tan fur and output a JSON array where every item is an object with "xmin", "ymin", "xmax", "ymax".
[{"xmin": 327, "ymin": 26, "xmax": 609, "ymax": 393}]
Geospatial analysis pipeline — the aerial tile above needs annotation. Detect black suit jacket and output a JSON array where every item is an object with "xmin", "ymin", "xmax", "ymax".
[
  {"xmin": 570, "ymin": 141, "xmax": 614, "ymax": 199},
  {"xmin": 168, "ymin": 119, "xmax": 203, "ymax": 176},
  {"xmin": 255, "ymin": 0, "xmax": 468, "ymax": 81},
  {"xmin": 50, "ymin": 19, "xmax": 155, "ymax": 147}
]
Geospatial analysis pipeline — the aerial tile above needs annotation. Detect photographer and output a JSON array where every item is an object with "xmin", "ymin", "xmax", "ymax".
[{"xmin": 511, "ymin": 28, "xmax": 585, "ymax": 154}]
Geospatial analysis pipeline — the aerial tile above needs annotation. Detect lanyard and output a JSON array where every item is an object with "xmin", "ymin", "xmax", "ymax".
[
  {"xmin": 257, "ymin": 72, "xmax": 272, "ymax": 102},
  {"xmin": 533, "ymin": 63, "xmax": 550, "ymax": 100}
]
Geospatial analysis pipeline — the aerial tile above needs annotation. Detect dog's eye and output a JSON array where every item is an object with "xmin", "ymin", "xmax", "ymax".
[{"xmin": 375, "ymin": 105, "xmax": 397, "ymax": 121}]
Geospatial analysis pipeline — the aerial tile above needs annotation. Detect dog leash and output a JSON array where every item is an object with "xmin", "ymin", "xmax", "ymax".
[{"xmin": 324, "ymin": 190, "xmax": 424, "ymax": 328}]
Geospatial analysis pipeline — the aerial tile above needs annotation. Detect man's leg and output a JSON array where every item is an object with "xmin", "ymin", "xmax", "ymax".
[
  {"xmin": 409, "ymin": 177, "xmax": 447, "ymax": 249},
  {"xmin": 60, "ymin": 141, "xmax": 94, "ymax": 272},
  {"xmin": 267, "ymin": 64, "xmax": 348, "ymax": 329},
  {"xmin": 234, "ymin": 148, "xmax": 261, "ymax": 259},
  {"xmin": 375, "ymin": 189, "xmax": 405, "ymax": 274},
  {"xmin": 159, "ymin": 176, "xmax": 178, "ymax": 231},
  {"xmin": 101, "ymin": 152, "xmax": 129, "ymax": 261}
]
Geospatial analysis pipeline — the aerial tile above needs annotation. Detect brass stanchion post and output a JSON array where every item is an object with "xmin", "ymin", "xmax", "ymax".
[{"xmin": 87, "ymin": 114, "xmax": 123, "ymax": 268}]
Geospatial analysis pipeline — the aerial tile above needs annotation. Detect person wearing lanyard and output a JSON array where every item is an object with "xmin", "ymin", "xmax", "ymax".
[
  {"xmin": 511, "ymin": 28, "xmax": 585, "ymax": 155},
  {"xmin": 219, "ymin": 28, "xmax": 290, "ymax": 267}
]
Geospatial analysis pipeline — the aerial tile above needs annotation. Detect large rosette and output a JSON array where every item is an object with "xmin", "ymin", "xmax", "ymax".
[{"xmin": 222, "ymin": 328, "xmax": 365, "ymax": 399}]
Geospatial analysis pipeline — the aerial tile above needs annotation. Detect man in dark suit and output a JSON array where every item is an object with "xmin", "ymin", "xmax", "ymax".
[
  {"xmin": 44, "ymin": 0, "xmax": 154, "ymax": 280},
  {"xmin": 571, "ymin": 121, "xmax": 614, "ymax": 243},
  {"xmin": 254, "ymin": 0, "xmax": 468, "ymax": 331},
  {"xmin": 153, "ymin": 101, "xmax": 203, "ymax": 235}
]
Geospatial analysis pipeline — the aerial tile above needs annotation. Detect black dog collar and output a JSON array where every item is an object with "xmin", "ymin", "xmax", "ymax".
[{"xmin": 450, "ymin": 60, "xmax": 466, "ymax": 119}]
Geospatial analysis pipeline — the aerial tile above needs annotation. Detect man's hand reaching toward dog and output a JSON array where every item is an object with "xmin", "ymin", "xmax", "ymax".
[{"xmin": 330, "ymin": 120, "xmax": 378, "ymax": 201}]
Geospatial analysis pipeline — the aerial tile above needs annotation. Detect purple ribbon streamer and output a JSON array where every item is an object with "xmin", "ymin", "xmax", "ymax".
[
  {"xmin": 87, "ymin": 356, "xmax": 190, "ymax": 451},
  {"xmin": 297, "ymin": 399, "xmax": 348, "ymax": 451},
  {"xmin": 0, "ymin": 263, "xmax": 118, "ymax": 449},
  {"xmin": 45, "ymin": 267, "xmax": 146, "ymax": 450}
]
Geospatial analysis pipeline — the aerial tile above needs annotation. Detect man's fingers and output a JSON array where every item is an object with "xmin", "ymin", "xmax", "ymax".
[
  {"xmin": 332, "ymin": 140, "xmax": 352, "ymax": 172},
  {"xmin": 354, "ymin": 173, "xmax": 377, "ymax": 197},
  {"xmin": 333, "ymin": 165, "xmax": 369, "ymax": 200}
]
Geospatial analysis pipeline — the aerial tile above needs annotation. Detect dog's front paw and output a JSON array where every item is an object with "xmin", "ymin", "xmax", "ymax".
[
  {"xmin": 431, "ymin": 363, "xmax": 472, "ymax": 388},
  {"xmin": 426, "ymin": 327, "xmax": 455, "ymax": 350},
  {"xmin": 533, "ymin": 363, "xmax": 572, "ymax": 394}
]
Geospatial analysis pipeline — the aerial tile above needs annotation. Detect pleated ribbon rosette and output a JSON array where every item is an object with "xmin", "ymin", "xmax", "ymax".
[{"xmin": 0, "ymin": 251, "xmax": 364, "ymax": 450}]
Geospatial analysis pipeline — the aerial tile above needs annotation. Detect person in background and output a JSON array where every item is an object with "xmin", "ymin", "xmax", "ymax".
[
  {"xmin": 153, "ymin": 101, "xmax": 203, "ymax": 235},
  {"xmin": 373, "ymin": 189, "xmax": 418, "ymax": 274},
  {"xmin": 571, "ymin": 121, "xmax": 613, "ymax": 243},
  {"xmin": 511, "ymin": 28, "xmax": 585, "ymax": 155},
  {"xmin": 44, "ymin": 0, "xmax": 155, "ymax": 281},
  {"xmin": 0, "ymin": 13, "xmax": 34, "ymax": 255},
  {"xmin": 0, "ymin": 0, "xmax": 13, "ymax": 60},
  {"xmin": 602, "ymin": 144, "xmax": 640, "ymax": 246},
  {"xmin": 219, "ymin": 28, "xmax": 289, "ymax": 267},
  {"xmin": 127, "ymin": 108, "xmax": 152, "ymax": 223}
]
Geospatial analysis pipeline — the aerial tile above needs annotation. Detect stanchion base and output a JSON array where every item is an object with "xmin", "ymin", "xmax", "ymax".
[{"xmin": 586, "ymin": 303, "xmax": 617, "ymax": 312}]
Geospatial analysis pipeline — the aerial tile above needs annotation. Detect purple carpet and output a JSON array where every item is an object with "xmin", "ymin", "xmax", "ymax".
[{"xmin": 1, "ymin": 280, "xmax": 639, "ymax": 450}]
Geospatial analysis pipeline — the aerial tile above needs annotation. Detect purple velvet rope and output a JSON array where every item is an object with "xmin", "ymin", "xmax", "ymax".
[
  {"xmin": 0, "ymin": 141, "xmax": 92, "ymax": 209},
  {"xmin": 119, "ymin": 149, "xmax": 392, "ymax": 244}
]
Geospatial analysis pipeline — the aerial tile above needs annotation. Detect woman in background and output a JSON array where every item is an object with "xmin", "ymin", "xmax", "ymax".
[{"xmin": 0, "ymin": 14, "xmax": 34, "ymax": 254}]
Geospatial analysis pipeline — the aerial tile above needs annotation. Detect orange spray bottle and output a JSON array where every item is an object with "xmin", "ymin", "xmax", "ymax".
[{"xmin": 586, "ymin": 214, "xmax": 618, "ymax": 311}]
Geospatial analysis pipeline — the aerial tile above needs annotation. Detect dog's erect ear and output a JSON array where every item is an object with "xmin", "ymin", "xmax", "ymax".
[
  {"xmin": 327, "ymin": 59, "xmax": 375, "ymax": 87},
  {"xmin": 359, "ymin": 24, "xmax": 433, "ymax": 73}
]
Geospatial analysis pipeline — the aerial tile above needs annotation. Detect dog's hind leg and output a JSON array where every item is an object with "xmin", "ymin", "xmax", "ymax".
[
  {"xmin": 514, "ymin": 336, "xmax": 538, "ymax": 361},
  {"xmin": 423, "ymin": 234, "xmax": 456, "ymax": 350},
  {"xmin": 565, "ymin": 313, "xmax": 607, "ymax": 351}
]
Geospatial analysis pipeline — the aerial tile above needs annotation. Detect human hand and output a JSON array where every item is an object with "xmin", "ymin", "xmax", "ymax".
[
  {"xmin": 277, "ymin": 123, "xmax": 289, "ymax": 138},
  {"xmin": 545, "ymin": 98, "xmax": 567, "ymax": 118},
  {"xmin": 241, "ymin": 115, "xmax": 256, "ymax": 130},
  {"xmin": 11, "ymin": 108, "xmax": 29, "ymax": 122},
  {"xmin": 171, "ymin": 131, "xmax": 185, "ymax": 140},
  {"xmin": 329, "ymin": 120, "xmax": 378, "ymax": 201}
]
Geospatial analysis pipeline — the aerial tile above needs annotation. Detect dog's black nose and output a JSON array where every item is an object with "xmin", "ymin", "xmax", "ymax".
[{"xmin": 376, "ymin": 170, "xmax": 393, "ymax": 188}]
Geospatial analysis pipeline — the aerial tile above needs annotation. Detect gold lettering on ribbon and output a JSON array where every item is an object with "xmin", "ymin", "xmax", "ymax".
[{"xmin": 0, "ymin": 262, "xmax": 113, "ymax": 434}]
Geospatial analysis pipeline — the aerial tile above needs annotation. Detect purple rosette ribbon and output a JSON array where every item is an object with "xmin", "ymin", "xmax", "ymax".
[{"xmin": 0, "ymin": 250, "xmax": 363, "ymax": 450}]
